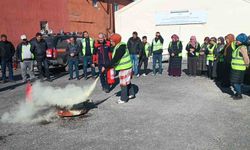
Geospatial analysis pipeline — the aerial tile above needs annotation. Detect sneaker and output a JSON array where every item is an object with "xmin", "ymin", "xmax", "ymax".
[
  {"xmin": 68, "ymin": 78, "xmax": 73, "ymax": 80},
  {"xmin": 76, "ymin": 77, "xmax": 80, "ymax": 80},
  {"xmin": 117, "ymin": 99, "xmax": 126, "ymax": 104},
  {"xmin": 136, "ymin": 74, "xmax": 140, "ymax": 78},
  {"xmin": 129, "ymin": 95, "xmax": 135, "ymax": 99},
  {"xmin": 142, "ymin": 73, "xmax": 147, "ymax": 77},
  {"xmin": 152, "ymin": 73, "xmax": 156, "ymax": 76}
]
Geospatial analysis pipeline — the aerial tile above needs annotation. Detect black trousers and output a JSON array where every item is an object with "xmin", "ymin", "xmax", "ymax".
[
  {"xmin": 98, "ymin": 66, "xmax": 109, "ymax": 90},
  {"xmin": 37, "ymin": 59, "xmax": 50, "ymax": 79},
  {"xmin": 139, "ymin": 57, "xmax": 148, "ymax": 74},
  {"xmin": 222, "ymin": 62, "xmax": 231, "ymax": 87},
  {"xmin": 207, "ymin": 60, "xmax": 213, "ymax": 79},
  {"xmin": 121, "ymin": 84, "xmax": 135, "ymax": 102}
]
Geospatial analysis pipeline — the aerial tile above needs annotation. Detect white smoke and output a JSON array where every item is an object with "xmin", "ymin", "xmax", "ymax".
[{"xmin": 1, "ymin": 78, "xmax": 99, "ymax": 124}]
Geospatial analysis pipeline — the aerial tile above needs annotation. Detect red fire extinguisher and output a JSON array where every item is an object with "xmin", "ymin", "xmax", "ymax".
[
  {"xmin": 107, "ymin": 68, "xmax": 115, "ymax": 85},
  {"xmin": 25, "ymin": 81, "xmax": 32, "ymax": 102}
]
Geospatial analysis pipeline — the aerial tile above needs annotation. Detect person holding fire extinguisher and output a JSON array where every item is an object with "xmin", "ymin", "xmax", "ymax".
[
  {"xmin": 103, "ymin": 33, "xmax": 135, "ymax": 104},
  {"xmin": 94, "ymin": 33, "xmax": 112, "ymax": 93}
]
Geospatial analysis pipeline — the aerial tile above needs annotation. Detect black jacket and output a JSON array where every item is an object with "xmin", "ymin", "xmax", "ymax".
[
  {"xmin": 186, "ymin": 43, "xmax": 200, "ymax": 57},
  {"xmin": 31, "ymin": 39, "xmax": 48, "ymax": 61},
  {"xmin": 0, "ymin": 41, "xmax": 15, "ymax": 62},
  {"xmin": 127, "ymin": 37, "xmax": 143, "ymax": 55},
  {"xmin": 66, "ymin": 42, "xmax": 80, "ymax": 60},
  {"xmin": 168, "ymin": 41, "xmax": 183, "ymax": 57}
]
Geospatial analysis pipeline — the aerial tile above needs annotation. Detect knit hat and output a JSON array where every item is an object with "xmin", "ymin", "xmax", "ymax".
[
  {"xmin": 110, "ymin": 34, "xmax": 121, "ymax": 45},
  {"xmin": 236, "ymin": 33, "xmax": 248, "ymax": 44}
]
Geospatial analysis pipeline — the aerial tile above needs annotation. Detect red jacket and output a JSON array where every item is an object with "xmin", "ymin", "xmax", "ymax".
[{"xmin": 93, "ymin": 40, "xmax": 112, "ymax": 66}]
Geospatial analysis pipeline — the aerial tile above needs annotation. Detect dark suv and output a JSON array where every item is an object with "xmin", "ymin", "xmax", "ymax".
[{"xmin": 43, "ymin": 34, "xmax": 82, "ymax": 67}]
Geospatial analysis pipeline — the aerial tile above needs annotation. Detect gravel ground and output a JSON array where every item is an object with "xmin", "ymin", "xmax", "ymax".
[{"xmin": 0, "ymin": 62, "xmax": 250, "ymax": 150}]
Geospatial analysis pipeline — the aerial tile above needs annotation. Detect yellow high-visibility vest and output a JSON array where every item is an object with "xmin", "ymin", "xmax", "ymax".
[{"xmin": 112, "ymin": 42, "xmax": 132, "ymax": 71}]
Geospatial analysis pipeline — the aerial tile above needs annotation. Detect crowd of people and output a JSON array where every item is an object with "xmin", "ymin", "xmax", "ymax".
[{"xmin": 0, "ymin": 31, "xmax": 250, "ymax": 102}]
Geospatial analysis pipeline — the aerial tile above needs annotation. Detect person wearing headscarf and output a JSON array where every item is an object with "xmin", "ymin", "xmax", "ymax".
[
  {"xmin": 230, "ymin": 33, "xmax": 250, "ymax": 100},
  {"xmin": 197, "ymin": 37, "xmax": 209, "ymax": 76},
  {"xmin": 168, "ymin": 34, "xmax": 183, "ymax": 77},
  {"xmin": 212, "ymin": 37, "xmax": 225, "ymax": 81},
  {"xmin": 245, "ymin": 35, "xmax": 250, "ymax": 85},
  {"xmin": 104, "ymin": 33, "xmax": 135, "ymax": 104},
  {"xmin": 206, "ymin": 37, "xmax": 217, "ymax": 79},
  {"xmin": 221, "ymin": 34, "xmax": 235, "ymax": 87},
  {"xmin": 185, "ymin": 36, "xmax": 201, "ymax": 76}
]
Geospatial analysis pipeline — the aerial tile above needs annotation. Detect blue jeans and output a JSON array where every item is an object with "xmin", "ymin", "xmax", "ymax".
[
  {"xmin": 1, "ymin": 60, "xmax": 14, "ymax": 81},
  {"xmin": 130, "ymin": 54, "xmax": 139, "ymax": 75},
  {"xmin": 68, "ymin": 59, "xmax": 79, "ymax": 79},
  {"xmin": 233, "ymin": 83, "xmax": 250, "ymax": 95},
  {"xmin": 152, "ymin": 54, "xmax": 162, "ymax": 75},
  {"xmin": 83, "ymin": 56, "xmax": 95, "ymax": 78},
  {"xmin": 233, "ymin": 83, "xmax": 242, "ymax": 95}
]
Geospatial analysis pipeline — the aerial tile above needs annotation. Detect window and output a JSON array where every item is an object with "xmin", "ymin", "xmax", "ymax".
[
  {"xmin": 93, "ymin": 0, "xmax": 98, "ymax": 7},
  {"xmin": 114, "ymin": 3, "xmax": 119, "ymax": 11},
  {"xmin": 40, "ymin": 21, "xmax": 48, "ymax": 31}
]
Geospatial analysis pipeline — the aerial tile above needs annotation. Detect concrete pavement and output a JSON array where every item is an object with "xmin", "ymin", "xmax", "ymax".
[{"xmin": 0, "ymin": 63, "xmax": 250, "ymax": 150}]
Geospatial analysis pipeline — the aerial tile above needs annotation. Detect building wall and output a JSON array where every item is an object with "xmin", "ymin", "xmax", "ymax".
[
  {"xmin": 116, "ymin": 0, "xmax": 250, "ymax": 55},
  {"xmin": 0, "ymin": 0, "xmax": 69, "ymax": 46},
  {"xmin": 0, "ymin": 0, "xmax": 132, "ymax": 46},
  {"xmin": 68, "ymin": 0, "xmax": 132, "ymax": 38},
  {"xmin": 68, "ymin": 0, "xmax": 113, "ymax": 38}
]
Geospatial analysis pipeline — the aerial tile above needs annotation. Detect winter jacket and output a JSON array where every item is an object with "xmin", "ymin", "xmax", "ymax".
[
  {"xmin": 0, "ymin": 41, "xmax": 15, "ymax": 62},
  {"xmin": 30, "ymin": 39, "xmax": 48, "ymax": 61},
  {"xmin": 168, "ymin": 41, "xmax": 183, "ymax": 57},
  {"xmin": 66, "ymin": 42, "xmax": 80, "ymax": 60},
  {"xmin": 94, "ymin": 40, "xmax": 111, "ymax": 67},
  {"xmin": 186, "ymin": 43, "xmax": 201, "ymax": 57},
  {"xmin": 127, "ymin": 37, "xmax": 143, "ymax": 55},
  {"xmin": 16, "ymin": 41, "xmax": 34, "ymax": 61}
]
